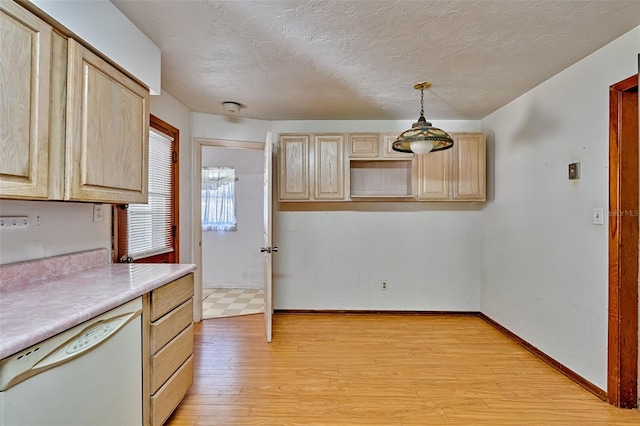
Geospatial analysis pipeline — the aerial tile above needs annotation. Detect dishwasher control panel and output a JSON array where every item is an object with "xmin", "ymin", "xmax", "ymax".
[{"xmin": 66, "ymin": 319, "xmax": 124, "ymax": 355}]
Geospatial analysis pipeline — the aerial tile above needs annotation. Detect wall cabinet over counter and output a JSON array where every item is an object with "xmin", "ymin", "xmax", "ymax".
[
  {"xmin": 278, "ymin": 132, "xmax": 485, "ymax": 203},
  {"xmin": 417, "ymin": 133, "xmax": 486, "ymax": 201},
  {"xmin": 278, "ymin": 134, "xmax": 347, "ymax": 201},
  {"xmin": 0, "ymin": 1, "xmax": 149, "ymax": 204}
]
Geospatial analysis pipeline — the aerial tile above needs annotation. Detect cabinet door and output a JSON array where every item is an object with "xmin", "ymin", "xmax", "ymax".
[
  {"xmin": 381, "ymin": 133, "xmax": 415, "ymax": 158},
  {"xmin": 65, "ymin": 39, "xmax": 149, "ymax": 203},
  {"xmin": 453, "ymin": 133, "xmax": 486, "ymax": 200},
  {"xmin": 0, "ymin": 3, "xmax": 51, "ymax": 199},
  {"xmin": 348, "ymin": 133, "xmax": 379, "ymax": 158},
  {"xmin": 278, "ymin": 135, "xmax": 310, "ymax": 200},
  {"xmin": 417, "ymin": 149, "xmax": 451, "ymax": 200},
  {"xmin": 314, "ymin": 135, "xmax": 345, "ymax": 200}
]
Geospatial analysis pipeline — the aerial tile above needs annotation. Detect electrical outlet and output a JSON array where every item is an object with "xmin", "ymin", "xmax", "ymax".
[
  {"xmin": 0, "ymin": 216, "xmax": 30, "ymax": 229},
  {"xmin": 381, "ymin": 281, "xmax": 388, "ymax": 291},
  {"xmin": 93, "ymin": 204, "xmax": 104, "ymax": 222}
]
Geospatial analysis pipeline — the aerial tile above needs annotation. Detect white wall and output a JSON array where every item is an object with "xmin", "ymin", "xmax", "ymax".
[
  {"xmin": 192, "ymin": 113, "xmax": 273, "ymax": 143},
  {"xmin": 28, "ymin": 0, "xmax": 161, "ymax": 94},
  {"xmin": 271, "ymin": 119, "xmax": 482, "ymax": 310},
  {"xmin": 275, "ymin": 210, "xmax": 481, "ymax": 310},
  {"xmin": 150, "ymin": 91, "xmax": 193, "ymax": 264},
  {"xmin": 201, "ymin": 147, "xmax": 264, "ymax": 289},
  {"xmin": 0, "ymin": 200, "xmax": 111, "ymax": 264},
  {"xmin": 480, "ymin": 26, "xmax": 640, "ymax": 390}
]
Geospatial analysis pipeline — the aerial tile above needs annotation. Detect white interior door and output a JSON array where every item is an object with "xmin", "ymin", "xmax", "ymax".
[{"xmin": 262, "ymin": 131, "xmax": 274, "ymax": 342}]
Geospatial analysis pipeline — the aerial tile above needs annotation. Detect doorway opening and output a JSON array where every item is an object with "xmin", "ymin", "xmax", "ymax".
[
  {"xmin": 608, "ymin": 73, "xmax": 638, "ymax": 408},
  {"xmin": 194, "ymin": 139, "xmax": 266, "ymax": 321}
]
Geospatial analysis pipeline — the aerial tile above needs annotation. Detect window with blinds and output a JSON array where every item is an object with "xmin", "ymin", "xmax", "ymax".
[{"xmin": 126, "ymin": 128, "xmax": 174, "ymax": 259}]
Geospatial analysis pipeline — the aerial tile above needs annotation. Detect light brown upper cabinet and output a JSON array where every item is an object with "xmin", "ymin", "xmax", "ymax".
[
  {"xmin": 278, "ymin": 132, "xmax": 484, "ymax": 203},
  {"xmin": 348, "ymin": 133, "xmax": 379, "ymax": 158},
  {"xmin": 380, "ymin": 133, "xmax": 415, "ymax": 158},
  {"xmin": 452, "ymin": 133, "xmax": 486, "ymax": 200},
  {"xmin": 0, "ymin": 2, "xmax": 52, "ymax": 199},
  {"xmin": 278, "ymin": 134, "xmax": 311, "ymax": 201},
  {"xmin": 349, "ymin": 133, "xmax": 414, "ymax": 159},
  {"xmin": 314, "ymin": 135, "xmax": 345, "ymax": 200},
  {"xmin": 65, "ymin": 40, "xmax": 149, "ymax": 203},
  {"xmin": 416, "ymin": 149, "xmax": 451, "ymax": 200},
  {"xmin": 0, "ymin": 2, "xmax": 149, "ymax": 204},
  {"xmin": 278, "ymin": 134, "xmax": 347, "ymax": 201},
  {"xmin": 417, "ymin": 132, "xmax": 486, "ymax": 201}
]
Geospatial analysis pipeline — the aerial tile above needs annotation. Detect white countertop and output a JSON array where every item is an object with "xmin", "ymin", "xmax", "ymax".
[{"xmin": 0, "ymin": 263, "xmax": 196, "ymax": 359}]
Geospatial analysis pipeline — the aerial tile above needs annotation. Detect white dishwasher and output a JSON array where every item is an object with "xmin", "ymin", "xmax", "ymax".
[{"xmin": 0, "ymin": 297, "xmax": 143, "ymax": 426}]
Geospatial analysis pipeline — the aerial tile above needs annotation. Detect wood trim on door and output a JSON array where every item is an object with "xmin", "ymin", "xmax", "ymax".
[
  {"xmin": 608, "ymin": 73, "xmax": 638, "ymax": 408},
  {"xmin": 113, "ymin": 114, "xmax": 180, "ymax": 264}
]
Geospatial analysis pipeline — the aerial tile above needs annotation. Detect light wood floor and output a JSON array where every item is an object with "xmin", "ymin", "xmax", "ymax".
[{"xmin": 166, "ymin": 313, "xmax": 640, "ymax": 425}]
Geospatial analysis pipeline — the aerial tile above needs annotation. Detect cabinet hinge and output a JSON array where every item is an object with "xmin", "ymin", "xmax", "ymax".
[{"xmin": 172, "ymin": 151, "xmax": 178, "ymax": 164}]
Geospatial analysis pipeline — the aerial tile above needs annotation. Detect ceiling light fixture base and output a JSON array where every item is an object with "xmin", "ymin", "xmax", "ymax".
[{"xmin": 222, "ymin": 101, "xmax": 241, "ymax": 113}]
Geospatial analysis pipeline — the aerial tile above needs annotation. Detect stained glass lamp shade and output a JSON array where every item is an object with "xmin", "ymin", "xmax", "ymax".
[{"xmin": 392, "ymin": 82, "xmax": 454, "ymax": 154}]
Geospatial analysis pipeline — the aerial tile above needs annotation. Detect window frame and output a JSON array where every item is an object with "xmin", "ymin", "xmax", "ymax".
[{"xmin": 113, "ymin": 114, "xmax": 179, "ymax": 263}]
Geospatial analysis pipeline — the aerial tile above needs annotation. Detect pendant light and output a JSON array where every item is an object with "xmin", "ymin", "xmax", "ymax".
[{"xmin": 392, "ymin": 82, "xmax": 453, "ymax": 154}]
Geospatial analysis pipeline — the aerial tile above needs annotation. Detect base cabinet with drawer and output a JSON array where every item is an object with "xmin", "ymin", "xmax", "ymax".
[{"xmin": 144, "ymin": 273, "xmax": 195, "ymax": 426}]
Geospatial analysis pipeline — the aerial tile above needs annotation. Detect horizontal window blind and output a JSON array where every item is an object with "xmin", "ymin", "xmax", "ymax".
[{"xmin": 127, "ymin": 128, "xmax": 174, "ymax": 259}]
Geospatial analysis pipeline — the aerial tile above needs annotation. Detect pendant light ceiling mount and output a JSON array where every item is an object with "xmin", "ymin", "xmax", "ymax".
[
  {"xmin": 413, "ymin": 81, "xmax": 432, "ymax": 91},
  {"xmin": 392, "ymin": 81, "xmax": 454, "ymax": 155}
]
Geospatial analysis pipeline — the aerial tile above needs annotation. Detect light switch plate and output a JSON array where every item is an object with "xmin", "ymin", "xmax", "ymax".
[
  {"xmin": 569, "ymin": 162, "xmax": 580, "ymax": 180},
  {"xmin": 93, "ymin": 204, "xmax": 104, "ymax": 222},
  {"xmin": 593, "ymin": 207, "xmax": 604, "ymax": 225}
]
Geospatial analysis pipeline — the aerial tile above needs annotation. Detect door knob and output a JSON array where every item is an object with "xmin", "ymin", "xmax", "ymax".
[
  {"xmin": 260, "ymin": 247, "xmax": 271, "ymax": 253},
  {"xmin": 272, "ymin": 247, "xmax": 278, "ymax": 253}
]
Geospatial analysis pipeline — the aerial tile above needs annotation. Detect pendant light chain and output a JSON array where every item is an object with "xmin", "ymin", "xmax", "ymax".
[{"xmin": 391, "ymin": 81, "xmax": 454, "ymax": 153}]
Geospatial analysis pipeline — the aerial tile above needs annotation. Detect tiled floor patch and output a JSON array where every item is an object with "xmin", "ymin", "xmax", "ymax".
[{"xmin": 202, "ymin": 288, "xmax": 264, "ymax": 319}]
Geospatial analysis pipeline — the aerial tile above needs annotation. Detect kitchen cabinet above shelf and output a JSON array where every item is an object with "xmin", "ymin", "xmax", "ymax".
[{"xmin": 278, "ymin": 132, "xmax": 485, "ymax": 203}]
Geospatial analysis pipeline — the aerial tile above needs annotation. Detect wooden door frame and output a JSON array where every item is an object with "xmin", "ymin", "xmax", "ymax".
[{"xmin": 608, "ymin": 73, "xmax": 639, "ymax": 408}]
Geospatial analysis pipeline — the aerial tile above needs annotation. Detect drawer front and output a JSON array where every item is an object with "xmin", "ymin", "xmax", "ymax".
[
  {"xmin": 150, "ymin": 298, "xmax": 193, "ymax": 355},
  {"xmin": 150, "ymin": 274, "xmax": 194, "ymax": 321},
  {"xmin": 150, "ymin": 355, "xmax": 194, "ymax": 426},
  {"xmin": 150, "ymin": 323, "xmax": 194, "ymax": 394}
]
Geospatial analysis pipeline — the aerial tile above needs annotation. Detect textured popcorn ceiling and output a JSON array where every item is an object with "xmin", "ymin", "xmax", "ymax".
[{"xmin": 112, "ymin": 0, "xmax": 640, "ymax": 120}]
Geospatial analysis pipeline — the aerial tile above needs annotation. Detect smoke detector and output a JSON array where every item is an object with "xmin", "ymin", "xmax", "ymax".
[{"xmin": 222, "ymin": 101, "xmax": 241, "ymax": 113}]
